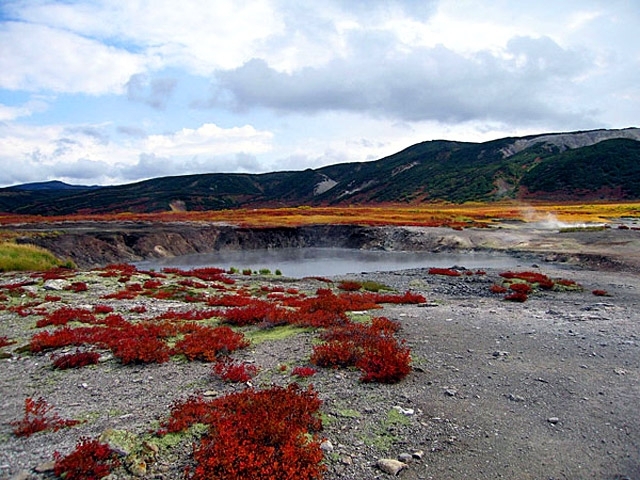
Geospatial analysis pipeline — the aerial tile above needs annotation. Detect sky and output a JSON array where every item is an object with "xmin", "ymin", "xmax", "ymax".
[{"xmin": 0, "ymin": 0, "xmax": 638, "ymax": 187}]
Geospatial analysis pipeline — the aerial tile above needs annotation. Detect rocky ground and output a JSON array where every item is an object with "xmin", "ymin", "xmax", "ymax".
[{"xmin": 1, "ymin": 224, "xmax": 639, "ymax": 479}]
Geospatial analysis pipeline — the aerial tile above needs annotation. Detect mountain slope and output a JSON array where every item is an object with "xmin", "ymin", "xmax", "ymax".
[{"xmin": 1, "ymin": 127, "xmax": 639, "ymax": 215}]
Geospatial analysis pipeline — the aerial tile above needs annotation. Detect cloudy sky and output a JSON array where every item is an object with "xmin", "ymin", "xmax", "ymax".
[{"xmin": 0, "ymin": 0, "xmax": 638, "ymax": 187}]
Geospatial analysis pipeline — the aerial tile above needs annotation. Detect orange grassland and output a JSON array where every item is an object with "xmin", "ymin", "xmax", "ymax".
[{"xmin": 1, "ymin": 201, "xmax": 640, "ymax": 229}]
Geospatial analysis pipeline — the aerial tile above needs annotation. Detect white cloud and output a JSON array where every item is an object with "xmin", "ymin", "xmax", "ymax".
[
  {"xmin": 0, "ymin": 21, "xmax": 145, "ymax": 93},
  {"xmin": 144, "ymin": 123, "xmax": 273, "ymax": 157},
  {"xmin": 0, "ymin": 120, "xmax": 274, "ymax": 185}
]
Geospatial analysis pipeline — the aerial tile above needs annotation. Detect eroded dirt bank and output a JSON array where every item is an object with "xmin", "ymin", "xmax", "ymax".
[{"xmin": 13, "ymin": 221, "xmax": 640, "ymax": 270}]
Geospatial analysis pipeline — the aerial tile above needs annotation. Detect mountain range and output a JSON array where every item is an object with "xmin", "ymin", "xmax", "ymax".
[{"xmin": 1, "ymin": 127, "xmax": 639, "ymax": 216}]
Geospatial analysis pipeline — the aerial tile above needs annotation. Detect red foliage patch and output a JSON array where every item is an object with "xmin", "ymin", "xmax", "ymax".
[
  {"xmin": 11, "ymin": 397, "xmax": 81, "ymax": 437},
  {"xmin": 311, "ymin": 316, "xmax": 411, "ymax": 383},
  {"xmin": 212, "ymin": 357, "xmax": 259, "ymax": 383},
  {"xmin": 0, "ymin": 335, "xmax": 16, "ymax": 348},
  {"xmin": 291, "ymin": 366, "xmax": 317, "ymax": 378},
  {"xmin": 36, "ymin": 306, "xmax": 96, "ymax": 327},
  {"xmin": 54, "ymin": 437, "xmax": 120, "ymax": 480},
  {"xmin": 161, "ymin": 384, "xmax": 324, "ymax": 480},
  {"xmin": 428, "ymin": 268, "xmax": 461, "ymax": 277},
  {"xmin": 504, "ymin": 292, "xmax": 528, "ymax": 303},
  {"xmin": 52, "ymin": 350, "xmax": 101, "ymax": 370},
  {"xmin": 592, "ymin": 289, "xmax": 610, "ymax": 296},
  {"xmin": 490, "ymin": 284, "xmax": 507, "ymax": 294},
  {"xmin": 337, "ymin": 280, "xmax": 362, "ymax": 291},
  {"xmin": 65, "ymin": 281, "xmax": 88, "ymax": 293},
  {"xmin": 174, "ymin": 325, "xmax": 249, "ymax": 362},
  {"xmin": 509, "ymin": 283, "xmax": 533, "ymax": 294}
]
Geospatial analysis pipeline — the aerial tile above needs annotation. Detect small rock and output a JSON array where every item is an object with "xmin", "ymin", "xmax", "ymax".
[
  {"xmin": 507, "ymin": 393, "xmax": 525, "ymax": 402},
  {"xmin": 34, "ymin": 461, "xmax": 55, "ymax": 473},
  {"xmin": 43, "ymin": 279, "xmax": 70, "ymax": 291},
  {"xmin": 393, "ymin": 405, "xmax": 415, "ymax": 416},
  {"xmin": 377, "ymin": 458, "xmax": 407, "ymax": 475},
  {"xmin": 340, "ymin": 456, "xmax": 353, "ymax": 465},
  {"xmin": 9, "ymin": 471, "xmax": 30, "ymax": 480},
  {"xmin": 492, "ymin": 350, "xmax": 509, "ymax": 357},
  {"xmin": 320, "ymin": 440, "xmax": 334, "ymax": 453},
  {"xmin": 547, "ymin": 417, "xmax": 560, "ymax": 424},
  {"xmin": 398, "ymin": 453, "xmax": 413, "ymax": 463},
  {"xmin": 202, "ymin": 390, "xmax": 218, "ymax": 397},
  {"xmin": 614, "ymin": 368, "xmax": 627, "ymax": 375},
  {"xmin": 412, "ymin": 450, "xmax": 424, "ymax": 460},
  {"xmin": 444, "ymin": 388, "xmax": 457, "ymax": 397}
]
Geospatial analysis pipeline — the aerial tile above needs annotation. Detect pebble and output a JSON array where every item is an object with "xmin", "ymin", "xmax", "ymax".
[
  {"xmin": 393, "ymin": 405, "xmax": 415, "ymax": 415},
  {"xmin": 377, "ymin": 458, "xmax": 407, "ymax": 475},
  {"xmin": 412, "ymin": 450, "xmax": 425, "ymax": 460},
  {"xmin": 34, "ymin": 461, "xmax": 55, "ymax": 473},
  {"xmin": 444, "ymin": 388, "xmax": 457, "ymax": 397},
  {"xmin": 320, "ymin": 440, "xmax": 334, "ymax": 453},
  {"xmin": 547, "ymin": 417, "xmax": 560, "ymax": 424},
  {"xmin": 398, "ymin": 452, "xmax": 413, "ymax": 463},
  {"xmin": 507, "ymin": 393, "xmax": 525, "ymax": 402},
  {"xmin": 9, "ymin": 471, "xmax": 30, "ymax": 480}
]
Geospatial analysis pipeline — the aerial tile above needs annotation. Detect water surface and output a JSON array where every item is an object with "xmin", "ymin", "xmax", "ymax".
[{"xmin": 136, "ymin": 248, "xmax": 528, "ymax": 278}]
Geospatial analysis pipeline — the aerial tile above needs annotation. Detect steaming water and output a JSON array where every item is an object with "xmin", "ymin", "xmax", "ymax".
[{"xmin": 135, "ymin": 247, "xmax": 529, "ymax": 278}]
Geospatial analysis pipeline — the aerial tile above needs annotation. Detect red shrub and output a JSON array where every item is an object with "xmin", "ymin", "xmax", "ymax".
[
  {"xmin": 66, "ymin": 282, "xmax": 88, "ymax": 293},
  {"xmin": 212, "ymin": 358, "xmax": 259, "ymax": 383},
  {"xmin": 0, "ymin": 335, "xmax": 16, "ymax": 348},
  {"xmin": 92, "ymin": 304, "xmax": 114, "ymax": 314},
  {"xmin": 357, "ymin": 337, "xmax": 412, "ymax": 383},
  {"xmin": 428, "ymin": 267, "xmax": 461, "ymax": 277},
  {"xmin": 165, "ymin": 385, "xmax": 324, "ymax": 480},
  {"xmin": 207, "ymin": 293, "xmax": 253, "ymax": 307},
  {"xmin": 504, "ymin": 292, "xmax": 528, "ymax": 302},
  {"xmin": 53, "ymin": 437, "xmax": 120, "ymax": 480},
  {"xmin": 310, "ymin": 340, "xmax": 361, "ymax": 368},
  {"xmin": 499, "ymin": 271, "xmax": 554, "ymax": 289},
  {"xmin": 37, "ymin": 307, "xmax": 96, "ymax": 327},
  {"xmin": 11, "ymin": 397, "xmax": 81, "ymax": 437},
  {"xmin": 107, "ymin": 321, "xmax": 175, "ymax": 365},
  {"xmin": 291, "ymin": 366, "xmax": 317, "ymax": 378},
  {"xmin": 509, "ymin": 283, "xmax": 532, "ymax": 294},
  {"xmin": 30, "ymin": 326, "xmax": 100, "ymax": 352},
  {"xmin": 143, "ymin": 279, "xmax": 164, "ymax": 289},
  {"xmin": 312, "ymin": 317, "xmax": 411, "ymax": 383},
  {"xmin": 175, "ymin": 325, "xmax": 249, "ymax": 362},
  {"xmin": 52, "ymin": 350, "xmax": 101, "ymax": 369},
  {"xmin": 490, "ymin": 284, "xmax": 507, "ymax": 294},
  {"xmin": 129, "ymin": 305, "xmax": 147, "ymax": 314},
  {"xmin": 592, "ymin": 289, "xmax": 610, "ymax": 296},
  {"xmin": 220, "ymin": 301, "xmax": 288, "ymax": 327},
  {"xmin": 44, "ymin": 294, "xmax": 62, "ymax": 302},
  {"xmin": 337, "ymin": 280, "xmax": 362, "ymax": 291}
]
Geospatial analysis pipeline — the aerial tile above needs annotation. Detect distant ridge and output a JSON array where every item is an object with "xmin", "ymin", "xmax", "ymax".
[
  {"xmin": 1, "ymin": 127, "xmax": 639, "ymax": 215},
  {"xmin": 7, "ymin": 180, "xmax": 99, "ymax": 191}
]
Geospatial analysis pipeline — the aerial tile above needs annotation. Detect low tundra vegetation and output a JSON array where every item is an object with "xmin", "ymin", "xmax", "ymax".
[{"xmin": 3, "ymin": 262, "xmax": 428, "ymax": 478}]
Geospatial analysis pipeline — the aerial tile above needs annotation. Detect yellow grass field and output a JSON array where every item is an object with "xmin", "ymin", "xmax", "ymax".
[{"xmin": 1, "ymin": 201, "xmax": 639, "ymax": 228}]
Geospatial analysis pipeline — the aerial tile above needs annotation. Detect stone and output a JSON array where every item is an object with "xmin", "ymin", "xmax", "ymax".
[
  {"xmin": 320, "ymin": 439, "xmax": 334, "ymax": 453},
  {"xmin": 43, "ymin": 279, "xmax": 70, "ymax": 291},
  {"xmin": 444, "ymin": 388, "xmax": 457, "ymax": 397},
  {"xmin": 412, "ymin": 450, "xmax": 425, "ymax": 460},
  {"xmin": 507, "ymin": 393, "xmax": 525, "ymax": 402},
  {"xmin": 34, "ymin": 461, "xmax": 55, "ymax": 473},
  {"xmin": 377, "ymin": 458, "xmax": 407, "ymax": 475},
  {"xmin": 393, "ymin": 405, "xmax": 415, "ymax": 415},
  {"xmin": 547, "ymin": 417, "xmax": 560, "ymax": 424},
  {"xmin": 9, "ymin": 471, "xmax": 30, "ymax": 480},
  {"xmin": 398, "ymin": 452, "xmax": 413, "ymax": 463}
]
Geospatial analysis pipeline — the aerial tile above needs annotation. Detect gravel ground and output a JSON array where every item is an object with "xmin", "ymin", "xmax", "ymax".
[{"xmin": 0, "ymin": 255, "xmax": 639, "ymax": 480}]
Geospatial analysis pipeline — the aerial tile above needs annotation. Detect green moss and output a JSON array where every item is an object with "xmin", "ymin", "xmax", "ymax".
[{"xmin": 244, "ymin": 324, "xmax": 312, "ymax": 344}]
